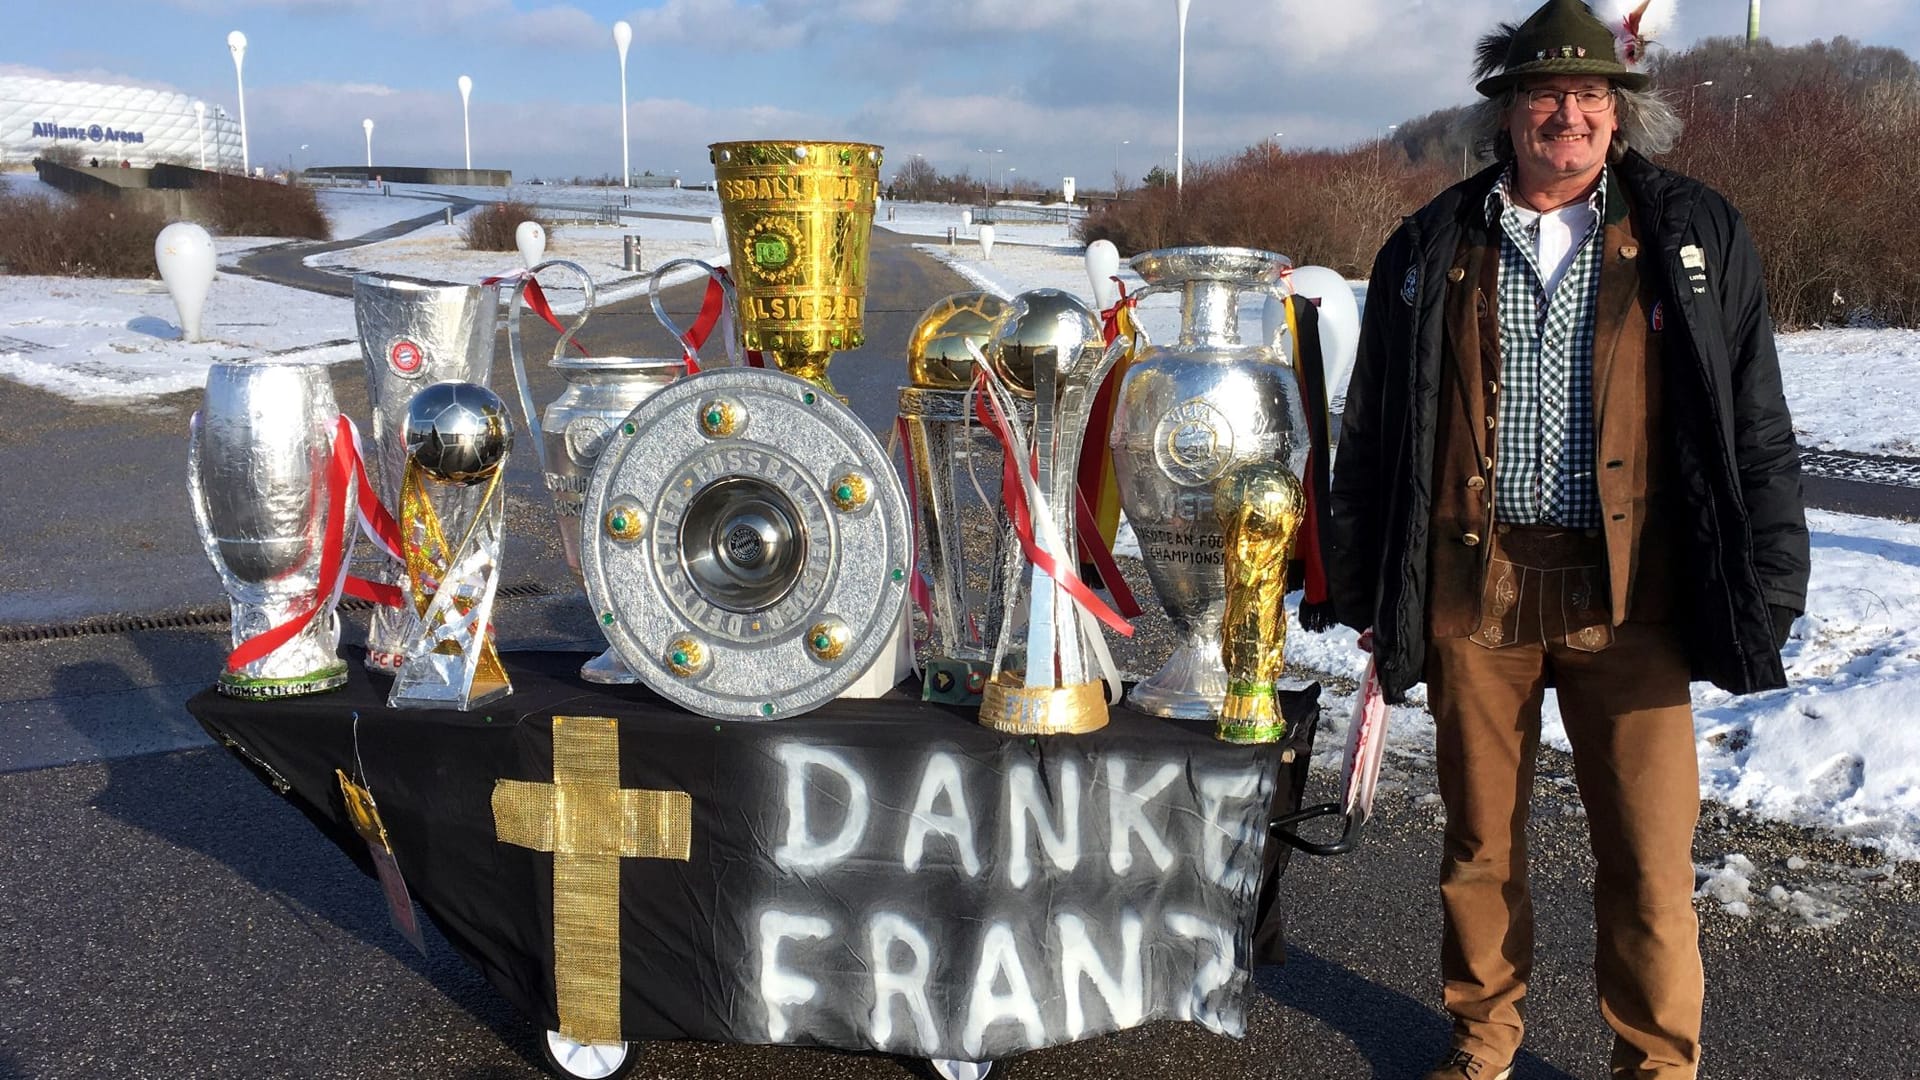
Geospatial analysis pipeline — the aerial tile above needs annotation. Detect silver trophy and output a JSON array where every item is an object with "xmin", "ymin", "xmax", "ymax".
[
  {"xmin": 188, "ymin": 360, "xmax": 353, "ymax": 699},
  {"xmin": 897, "ymin": 291, "xmax": 1026, "ymax": 677},
  {"xmin": 353, "ymin": 274, "xmax": 500, "ymax": 673},
  {"xmin": 389, "ymin": 381, "xmax": 514, "ymax": 711},
  {"xmin": 976, "ymin": 290, "xmax": 1124, "ymax": 736},
  {"xmin": 1109, "ymin": 247, "xmax": 1308, "ymax": 719},
  {"xmin": 503, "ymin": 259, "xmax": 686, "ymax": 684},
  {"xmin": 580, "ymin": 367, "xmax": 911, "ymax": 721}
]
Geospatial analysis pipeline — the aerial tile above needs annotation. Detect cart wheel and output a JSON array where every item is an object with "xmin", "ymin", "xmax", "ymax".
[
  {"xmin": 928, "ymin": 1058, "xmax": 994, "ymax": 1080},
  {"xmin": 542, "ymin": 1029, "xmax": 637, "ymax": 1079}
]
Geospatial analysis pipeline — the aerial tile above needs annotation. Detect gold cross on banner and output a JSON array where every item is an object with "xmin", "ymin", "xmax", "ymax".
[{"xmin": 493, "ymin": 715, "xmax": 694, "ymax": 1044}]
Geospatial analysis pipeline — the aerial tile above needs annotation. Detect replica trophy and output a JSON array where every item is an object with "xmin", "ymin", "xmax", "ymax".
[
  {"xmin": 388, "ymin": 381, "xmax": 514, "ymax": 711},
  {"xmin": 188, "ymin": 360, "xmax": 354, "ymax": 699},
  {"xmin": 977, "ymin": 290, "xmax": 1125, "ymax": 736},
  {"xmin": 1109, "ymin": 247, "xmax": 1309, "ymax": 719},
  {"xmin": 1216, "ymin": 461, "xmax": 1307, "ymax": 743},
  {"xmin": 503, "ymin": 259, "xmax": 685, "ymax": 684},
  {"xmin": 353, "ymin": 274, "xmax": 500, "ymax": 673},
  {"xmin": 896, "ymin": 290, "xmax": 1027, "ymax": 701},
  {"xmin": 578, "ymin": 367, "xmax": 911, "ymax": 721},
  {"xmin": 709, "ymin": 139, "xmax": 881, "ymax": 396}
]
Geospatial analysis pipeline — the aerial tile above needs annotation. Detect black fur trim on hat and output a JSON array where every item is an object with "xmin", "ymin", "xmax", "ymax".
[{"xmin": 1474, "ymin": 22, "xmax": 1520, "ymax": 84}]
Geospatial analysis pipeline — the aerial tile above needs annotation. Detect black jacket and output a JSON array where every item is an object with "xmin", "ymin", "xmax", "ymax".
[{"xmin": 1328, "ymin": 151, "xmax": 1809, "ymax": 702}]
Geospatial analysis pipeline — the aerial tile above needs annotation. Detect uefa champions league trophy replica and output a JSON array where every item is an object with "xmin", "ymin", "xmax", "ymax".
[
  {"xmin": 189, "ymin": 360, "xmax": 357, "ymax": 699},
  {"xmin": 503, "ymin": 258, "xmax": 686, "ymax": 684},
  {"xmin": 709, "ymin": 139, "xmax": 882, "ymax": 397},
  {"xmin": 1215, "ymin": 460, "xmax": 1307, "ymax": 743},
  {"xmin": 353, "ymin": 274, "xmax": 500, "ymax": 673},
  {"xmin": 976, "ymin": 290, "xmax": 1127, "ymax": 736},
  {"xmin": 388, "ymin": 382, "xmax": 514, "ymax": 711},
  {"xmin": 1109, "ymin": 247, "xmax": 1309, "ymax": 719},
  {"xmin": 896, "ymin": 291, "xmax": 1030, "ymax": 699}
]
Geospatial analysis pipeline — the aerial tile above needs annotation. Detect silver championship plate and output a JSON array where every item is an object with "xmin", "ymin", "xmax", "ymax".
[
  {"xmin": 1109, "ymin": 247, "xmax": 1308, "ymax": 719},
  {"xmin": 503, "ymin": 259, "xmax": 685, "ymax": 684},
  {"xmin": 580, "ymin": 367, "xmax": 911, "ymax": 720},
  {"xmin": 353, "ymin": 274, "xmax": 500, "ymax": 673},
  {"xmin": 188, "ymin": 359, "xmax": 353, "ymax": 699}
]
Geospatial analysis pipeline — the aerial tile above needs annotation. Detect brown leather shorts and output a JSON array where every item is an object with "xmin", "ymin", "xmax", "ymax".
[{"xmin": 1469, "ymin": 526, "xmax": 1614, "ymax": 652}]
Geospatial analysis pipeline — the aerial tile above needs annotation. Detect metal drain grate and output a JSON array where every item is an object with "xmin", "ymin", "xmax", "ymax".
[
  {"xmin": 0, "ymin": 581, "xmax": 555, "ymax": 645},
  {"xmin": 1800, "ymin": 449, "xmax": 1920, "ymax": 490}
]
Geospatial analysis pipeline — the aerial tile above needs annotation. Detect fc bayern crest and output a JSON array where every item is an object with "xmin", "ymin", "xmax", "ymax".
[
  {"xmin": 1401, "ymin": 266, "xmax": 1418, "ymax": 306},
  {"xmin": 1650, "ymin": 301, "xmax": 1666, "ymax": 332}
]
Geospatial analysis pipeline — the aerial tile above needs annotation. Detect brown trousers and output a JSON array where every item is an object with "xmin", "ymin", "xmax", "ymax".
[{"xmin": 1426, "ymin": 527, "xmax": 1703, "ymax": 1079}]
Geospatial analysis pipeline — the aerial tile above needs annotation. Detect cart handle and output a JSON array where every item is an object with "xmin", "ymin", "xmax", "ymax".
[{"xmin": 1270, "ymin": 801, "xmax": 1365, "ymax": 857}]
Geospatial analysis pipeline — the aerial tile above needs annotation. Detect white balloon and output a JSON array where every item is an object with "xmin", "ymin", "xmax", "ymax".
[
  {"xmin": 1285, "ymin": 265, "xmax": 1362, "ymax": 401},
  {"xmin": 959, "ymin": 209, "xmax": 972, "ymax": 228},
  {"xmin": 1085, "ymin": 239, "xmax": 1120, "ymax": 312},
  {"xmin": 515, "ymin": 220, "xmax": 547, "ymax": 269},
  {"xmin": 977, "ymin": 224, "xmax": 995, "ymax": 261},
  {"xmin": 154, "ymin": 221, "xmax": 216, "ymax": 342},
  {"xmin": 709, "ymin": 214, "xmax": 726, "ymax": 250}
]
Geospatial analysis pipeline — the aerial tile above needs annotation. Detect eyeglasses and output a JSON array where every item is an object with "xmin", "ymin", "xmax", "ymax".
[{"xmin": 1523, "ymin": 87, "xmax": 1617, "ymax": 113}]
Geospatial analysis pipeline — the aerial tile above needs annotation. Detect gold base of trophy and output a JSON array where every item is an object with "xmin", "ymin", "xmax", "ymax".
[
  {"xmin": 978, "ymin": 673, "xmax": 1108, "ymax": 736},
  {"xmin": 1217, "ymin": 679, "xmax": 1286, "ymax": 744}
]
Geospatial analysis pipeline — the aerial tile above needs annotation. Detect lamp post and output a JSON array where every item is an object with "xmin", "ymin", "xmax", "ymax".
[
  {"xmin": 193, "ymin": 101, "xmax": 206, "ymax": 170},
  {"xmin": 1115, "ymin": 138, "xmax": 1129, "ymax": 184},
  {"xmin": 1733, "ymin": 92, "xmax": 1754, "ymax": 147},
  {"xmin": 975, "ymin": 147, "xmax": 1002, "ymax": 202},
  {"xmin": 458, "ymin": 75, "xmax": 473, "ymax": 170},
  {"xmin": 1689, "ymin": 79, "xmax": 1714, "ymax": 118},
  {"xmin": 226, "ymin": 30, "xmax": 249, "ymax": 175},
  {"xmin": 363, "ymin": 118, "xmax": 374, "ymax": 169},
  {"xmin": 1376, "ymin": 123, "xmax": 1398, "ymax": 170},
  {"xmin": 1175, "ymin": 0, "xmax": 1191, "ymax": 193},
  {"xmin": 613, "ymin": 20, "xmax": 632, "ymax": 188}
]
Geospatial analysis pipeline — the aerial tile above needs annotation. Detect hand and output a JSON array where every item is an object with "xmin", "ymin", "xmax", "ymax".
[{"xmin": 1357, "ymin": 627, "xmax": 1375, "ymax": 654}]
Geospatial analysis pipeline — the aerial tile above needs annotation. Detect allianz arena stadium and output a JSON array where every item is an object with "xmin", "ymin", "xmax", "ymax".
[{"xmin": 0, "ymin": 74, "xmax": 243, "ymax": 170}]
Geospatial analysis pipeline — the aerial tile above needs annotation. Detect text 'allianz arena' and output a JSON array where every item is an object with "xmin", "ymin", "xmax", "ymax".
[{"xmin": 0, "ymin": 74, "xmax": 243, "ymax": 170}]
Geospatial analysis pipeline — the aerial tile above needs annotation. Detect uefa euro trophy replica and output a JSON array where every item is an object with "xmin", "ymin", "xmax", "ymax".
[
  {"xmin": 503, "ymin": 258, "xmax": 686, "ymax": 684},
  {"xmin": 1109, "ymin": 247, "xmax": 1309, "ymax": 719},
  {"xmin": 578, "ymin": 367, "xmax": 911, "ymax": 721},
  {"xmin": 1216, "ymin": 460, "xmax": 1307, "ymax": 743},
  {"xmin": 897, "ymin": 291, "xmax": 1031, "ymax": 699},
  {"xmin": 353, "ymin": 274, "xmax": 500, "ymax": 673},
  {"xmin": 388, "ymin": 381, "xmax": 514, "ymax": 711},
  {"xmin": 976, "ymin": 290, "xmax": 1126, "ymax": 736},
  {"xmin": 188, "ymin": 360, "xmax": 355, "ymax": 699},
  {"xmin": 709, "ymin": 139, "xmax": 882, "ymax": 397}
]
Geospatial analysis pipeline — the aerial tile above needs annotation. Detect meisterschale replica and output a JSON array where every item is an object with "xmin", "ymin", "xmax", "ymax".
[{"xmin": 184, "ymin": 139, "xmax": 1378, "ymax": 1080}]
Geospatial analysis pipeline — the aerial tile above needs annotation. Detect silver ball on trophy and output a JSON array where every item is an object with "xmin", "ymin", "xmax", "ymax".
[
  {"xmin": 983, "ymin": 288, "xmax": 1102, "ymax": 396},
  {"xmin": 404, "ymin": 381, "xmax": 514, "ymax": 485}
]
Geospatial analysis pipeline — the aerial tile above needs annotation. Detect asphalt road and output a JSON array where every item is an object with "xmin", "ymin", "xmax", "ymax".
[{"xmin": 0, "ymin": 229, "xmax": 1917, "ymax": 1079}]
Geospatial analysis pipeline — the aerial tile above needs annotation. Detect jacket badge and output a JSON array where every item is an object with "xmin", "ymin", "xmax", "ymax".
[
  {"xmin": 1651, "ymin": 301, "xmax": 1665, "ymax": 331},
  {"xmin": 1401, "ymin": 266, "xmax": 1418, "ymax": 306}
]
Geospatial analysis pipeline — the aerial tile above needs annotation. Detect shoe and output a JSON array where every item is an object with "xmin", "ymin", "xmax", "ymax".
[{"xmin": 1424, "ymin": 1048, "xmax": 1514, "ymax": 1080}]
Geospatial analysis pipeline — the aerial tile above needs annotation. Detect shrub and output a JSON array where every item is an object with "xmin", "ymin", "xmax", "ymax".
[
  {"xmin": 0, "ymin": 191, "xmax": 165, "ymax": 276},
  {"xmin": 198, "ymin": 175, "xmax": 329, "ymax": 240},
  {"xmin": 462, "ymin": 200, "xmax": 548, "ymax": 251}
]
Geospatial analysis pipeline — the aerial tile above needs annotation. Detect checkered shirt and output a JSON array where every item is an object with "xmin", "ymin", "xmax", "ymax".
[{"xmin": 1485, "ymin": 168, "xmax": 1605, "ymax": 528}]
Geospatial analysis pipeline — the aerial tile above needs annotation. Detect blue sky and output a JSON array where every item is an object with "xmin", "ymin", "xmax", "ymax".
[{"xmin": 9, "ymin": 1, "xmax": 1918, "ymax": 185}]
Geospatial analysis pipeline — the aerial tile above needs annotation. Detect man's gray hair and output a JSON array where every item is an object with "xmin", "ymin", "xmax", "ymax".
[{"xmin": 1463, "ymin": 85, "xmax": 1685, "ymax": 164}]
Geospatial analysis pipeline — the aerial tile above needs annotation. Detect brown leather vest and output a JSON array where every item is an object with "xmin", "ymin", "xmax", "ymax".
[{"xmin": 1427, "ymin": 196, "xmax": 1678, "ymax": 638}]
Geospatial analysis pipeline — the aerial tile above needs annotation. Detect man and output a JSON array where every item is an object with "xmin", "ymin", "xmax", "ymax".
[{"xmin": 1327, "ymin": 2, "xmax": 1808, "ymax": 1078}]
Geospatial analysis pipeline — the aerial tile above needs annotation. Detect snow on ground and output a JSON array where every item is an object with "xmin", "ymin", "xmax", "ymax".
[
  {"xmin": 941, "ymin": 238, "xmax": 1920, "ymax": 864},
  {"xmin": 0, "ymin": 273, "xmax": 354, "ymax": 402},
  {"xmin": 316, "ymin": 188, "xmax": 452, "ymax": 239}
]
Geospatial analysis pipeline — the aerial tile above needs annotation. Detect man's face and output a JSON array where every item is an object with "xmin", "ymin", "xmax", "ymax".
[{"xmin": 1503, "ymin": 76, "xmax": 1618, "ymax": 186}]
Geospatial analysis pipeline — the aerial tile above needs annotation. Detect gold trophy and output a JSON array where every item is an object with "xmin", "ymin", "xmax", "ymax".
[
  {"xmin": 1216, "ymin": 461, "xmax": 1307, "ymax": 744},
  {"xmin": 709, "ymin": 140, "xmax": 881, "ymax": 397}
]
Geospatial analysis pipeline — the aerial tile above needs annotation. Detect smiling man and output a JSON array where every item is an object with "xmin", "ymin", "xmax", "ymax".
[{"xmin": 1327, "ymin": 2, "xmax": 1808, "ymax": 1079}]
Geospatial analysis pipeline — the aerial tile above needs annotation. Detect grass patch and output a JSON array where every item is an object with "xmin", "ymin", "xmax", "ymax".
[
  {"xmin": 198, "ymin": 176, "xmax": 329, "ymax": 240},
  {"xmin": 461, "ymin": 200, "xmax": 548, "ymax": 251},
  {"xmin": 0, "ymin": 191, "xmax": 165, "ymax": 277}
]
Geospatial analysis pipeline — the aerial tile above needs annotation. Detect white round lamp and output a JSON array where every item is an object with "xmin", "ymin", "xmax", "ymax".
[{"xmin": 155, "ymin": 222, "xmax": 217, "ymax": 342}]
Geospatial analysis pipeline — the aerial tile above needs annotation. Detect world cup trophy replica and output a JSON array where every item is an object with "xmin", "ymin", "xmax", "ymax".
[
  {"xmin": 710, "ymin": 139, "xmax": 881, "ymax": 397},
  {"xmin": 353, "ymin": 274, "xmax": 500, "ymax": 673},
  {"xmin": 1216, "ymin": 461, "xmax": 1306, "ymax": 743},
  {"xmin": 1109, "ymin": 247, "xmax": 1309, "ymax": 719},
  {"xmin": 188, "ymin": 360, "xmax": 355, "ymax": 699},
  {"xmin": 977, "ymin": 290, "xmax": 1126, "ymax": 735},
  {"xmin": 388, "ymin": 381, "xmax": 514, "ymax": 711}
]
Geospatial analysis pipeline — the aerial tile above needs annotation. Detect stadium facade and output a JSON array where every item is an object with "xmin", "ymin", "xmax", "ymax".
[{"xmin": 0, "ymin": 74, "xmax": 243, "ymax": 170}]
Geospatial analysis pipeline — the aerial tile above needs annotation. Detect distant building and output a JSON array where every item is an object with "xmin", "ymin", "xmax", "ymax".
[{"xmin": 0, "ymin": 74, "xmax": 243, "ymax": 170}]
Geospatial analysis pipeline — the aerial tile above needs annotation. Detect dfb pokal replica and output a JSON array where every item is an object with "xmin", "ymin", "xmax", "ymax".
[
  {"xmin": 389, "ymin": 381, "xmax": 514, "ymax": 711},
  {"xmin": 1109, "ymin": 247, "xmax": 1308, "ymax": 719},
  {"xmin": 503, "ymin": 259, "xmax": 685, "ymax": 684},
  {"xmin": 896, "ymin": 290, "xmax": 1029, "ymax": 695},
  {"xmin": 188, "ymin": 360, "xmax": 355, "ymax": 699},
  {"xmin": 710, "ymin": 139, "xmax": 881, "ymax": 398},
  {"xmin": 579, "ymin": 367, "xmax": 911, "ymax": 721},
  {"xmin": 353, "ymin": 274, "xmax": 500, "ymax": 673}
]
